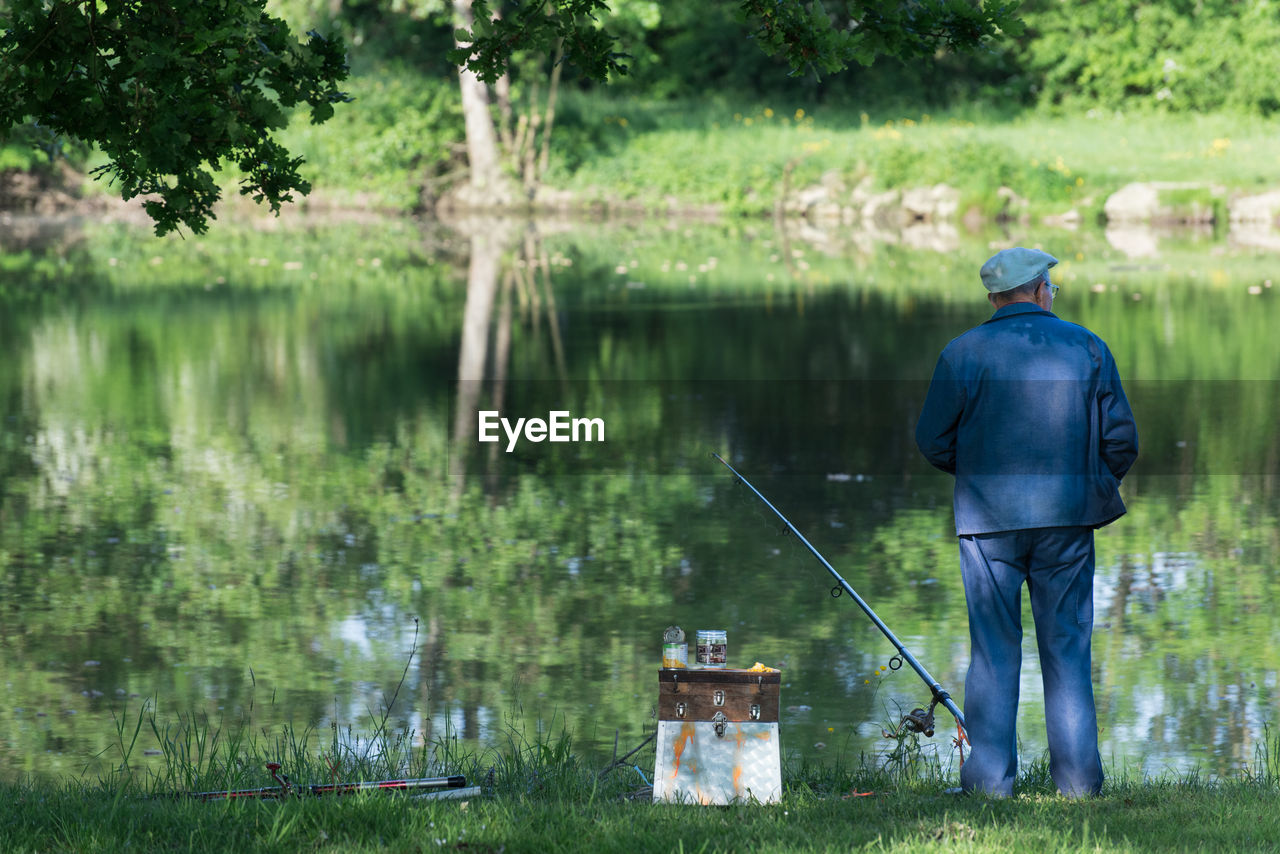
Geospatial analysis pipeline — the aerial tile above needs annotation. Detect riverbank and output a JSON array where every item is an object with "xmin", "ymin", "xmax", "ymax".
[
  {"xmin": 537, "ymin": 99, "xmax": 1280, "ymax": 232},
  {"xmin": 5, "ymin": 95, "xmax": 1280, "ymax": 241},
  {"xmin": 4, "ymin": 728, "xmax": 1279, "ymax": 853}
]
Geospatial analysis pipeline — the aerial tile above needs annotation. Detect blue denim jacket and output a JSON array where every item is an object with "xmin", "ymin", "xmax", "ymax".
[{"xmin": 916, "ymin": 302, "xmax": 1139, "ymax": 535}]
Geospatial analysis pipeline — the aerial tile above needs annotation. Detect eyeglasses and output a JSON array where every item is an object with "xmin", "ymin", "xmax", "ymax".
[{"xmin": 1045, "ymin": 283, "xmax": 1060, "ymax": 298}]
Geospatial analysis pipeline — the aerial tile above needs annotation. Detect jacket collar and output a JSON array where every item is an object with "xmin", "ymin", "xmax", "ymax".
[{"xmin": 985, "ymin": 301, "xmax": 1056, "ymax": 323}]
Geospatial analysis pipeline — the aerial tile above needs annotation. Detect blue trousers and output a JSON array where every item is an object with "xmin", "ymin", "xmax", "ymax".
[{"xmin": 957, "ymin": 526, "xmax": 1103, "ymax": 798}]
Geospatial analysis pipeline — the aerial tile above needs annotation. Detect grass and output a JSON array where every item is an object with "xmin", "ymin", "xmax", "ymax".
[
  {"xmin": 4, "ymin": 694, "xmax": 1280, "ymax": 853},
  {"xmin": 549, "ymin": 92, "xmax": 1280, "ymax": 222},
  {"xmin": 31, "ymin": 64, "xmax": 1280, "ymax": 227},
  {"xmin": 38, "ymin": 75, "xmax": 1280, "ymax": 228}
]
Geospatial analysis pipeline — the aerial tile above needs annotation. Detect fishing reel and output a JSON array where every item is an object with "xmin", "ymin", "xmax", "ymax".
[
  {"xmin": 882, "ymin": 699, "xmax": 938, "ymax": 740},
  {"xmin": 899, "ymin": 705, "xmax": 936, "ymax": 738}
]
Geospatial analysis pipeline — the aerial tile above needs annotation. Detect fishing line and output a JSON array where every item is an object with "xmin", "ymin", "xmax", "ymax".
[
  {"xmin": 712, "ymin": 452, "xmax": 965, "ymax": 740},
  {"xmin": 715, "ymin": 457, "xmax": 901, "ymax": 675}
]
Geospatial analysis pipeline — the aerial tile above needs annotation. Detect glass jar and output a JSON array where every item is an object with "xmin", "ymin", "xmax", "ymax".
[{"xmin": 695, "ymin": 629, "xmax": 727, "ymax": 669}]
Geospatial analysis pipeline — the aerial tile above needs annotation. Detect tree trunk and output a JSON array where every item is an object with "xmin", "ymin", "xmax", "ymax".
[
  {"xmin": 535, "ymin": 40, "xmax": 564, "ymax": 185},
  {"xmin": 451, "ymin": 0, "xmax": 514, "ymax": 209},
  {"xmin": 449, "ymin": 226, "xmax": 502, "ymax": 495},
  {"xmin": 451, "ymin": 230, "xmax": 501, "ymax": 442}
]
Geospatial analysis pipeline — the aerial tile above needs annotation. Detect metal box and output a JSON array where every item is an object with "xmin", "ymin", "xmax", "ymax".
[{"xmin": 652, "ymin": 668, "xmax": 782, "ymax": 805}]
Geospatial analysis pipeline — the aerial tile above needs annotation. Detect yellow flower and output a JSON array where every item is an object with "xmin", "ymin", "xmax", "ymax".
[
  {"xmin": 795, "ymin": 108, "xmax": 805, "ymax": 120},
  {"xmin": 764, "ymin": 108, "xmax": 774, "ymax": 118}
]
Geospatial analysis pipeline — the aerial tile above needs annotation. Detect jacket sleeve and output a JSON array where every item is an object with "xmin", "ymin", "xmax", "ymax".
[
  {"xmin": 1098, "ymin": 345, "xmax": 1139, "ymax": 480},
  {"xmin": 916, "ymin": 352, "xmax": 964, "ymax": 474}
]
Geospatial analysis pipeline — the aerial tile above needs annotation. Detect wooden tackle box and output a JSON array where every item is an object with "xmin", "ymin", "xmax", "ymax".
[{"xmin": 652, "ymin": 668, "xmax": 782, "ymax": 805}]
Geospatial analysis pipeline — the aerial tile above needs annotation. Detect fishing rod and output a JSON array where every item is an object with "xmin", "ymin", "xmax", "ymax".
[
  {"xmin": 189, "ymin": 763, "xmax": 471, "ymax": 801},
  {"xmin": 712, "ymin": 452, "xmax": 965, "ymax": 738}
]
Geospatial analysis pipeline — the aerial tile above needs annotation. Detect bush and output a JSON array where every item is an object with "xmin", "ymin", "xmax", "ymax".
[
  {"xmin": 1019, "ymin": 0, "xmax": 1280, "ymax": 115},
  {"xmin": 268, "ymin": 65, "xmax": 464, "ymax": 211}
]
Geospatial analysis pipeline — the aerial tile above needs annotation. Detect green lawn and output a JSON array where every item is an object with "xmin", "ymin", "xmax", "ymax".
[
  {"xmin": 4, "ymin": 711, "xmax": 1279, "ymax": 853},
  {"xmin": 550, "ymin": 94, "xmax": 1280, "ymax": 221},
  {"xmin": 5, "ymin": 761, "xmax": 1280, "ymax": 853},
  {"xmin": 19, "ymin": 71, "xmax": 1278, "ymax": 226}
]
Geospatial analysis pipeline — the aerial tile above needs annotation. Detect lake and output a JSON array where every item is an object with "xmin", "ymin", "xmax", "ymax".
[{"xmin": 1, "ymin": 213, "xmax": 1277, "ymax": 783}]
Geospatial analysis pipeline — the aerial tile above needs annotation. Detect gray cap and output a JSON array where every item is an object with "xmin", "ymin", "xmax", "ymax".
[{"xmin": 980, "ymin": 247, "xmax": 1059, "ymax": 293}]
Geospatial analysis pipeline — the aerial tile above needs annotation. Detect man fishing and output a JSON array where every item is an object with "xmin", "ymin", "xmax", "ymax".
[{"xmin": 915, "ymin": 247, "xmax": 1138, "ymax": 798}]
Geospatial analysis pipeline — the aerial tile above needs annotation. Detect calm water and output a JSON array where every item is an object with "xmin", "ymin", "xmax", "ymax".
[{"xmin": 1, "ymin": 215, "xmax": 1277, "ymax": 783}]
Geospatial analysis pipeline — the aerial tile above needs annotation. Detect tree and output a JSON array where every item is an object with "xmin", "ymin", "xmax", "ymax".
[
  {"xmin": 1, "ymin": 0, "xmax": 1022, "ymax": 233},
  {"xmin": 0, "ymin": 0, "xmax": 351, "ymax": 235},
  {"xmin": 440, "ymin": 0, "xmax": 1020, "ymax": 206},
  {"xmin": 1015, "ymin": 0, "xmax": 1280, "ymax": 115},
  {"xmin": 450, "ymin": 0, "xmax": 1024, "ymax": 85},
  {"xmin": 451, "ymin": 0, "xmax": 514, "ymax": 207}
]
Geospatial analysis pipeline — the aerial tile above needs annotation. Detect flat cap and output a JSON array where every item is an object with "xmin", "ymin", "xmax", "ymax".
[{"xmin": 980, "ymin": 247, "xmax": 1059, "ymax": 293}]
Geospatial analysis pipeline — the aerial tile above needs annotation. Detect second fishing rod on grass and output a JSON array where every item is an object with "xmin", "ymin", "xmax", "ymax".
[{"xmin": 712, "ymin": 452, "xmax": 966, "ymax": 741}]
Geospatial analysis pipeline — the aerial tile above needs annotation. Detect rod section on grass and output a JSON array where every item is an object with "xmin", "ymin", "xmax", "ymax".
[
  {"xmin": 711, "ymin": 452, "xmax": 965, "ymax": 730},
  {"xmin": 191, "ymin": 774, "xmax": 469, "ymax": 801}
]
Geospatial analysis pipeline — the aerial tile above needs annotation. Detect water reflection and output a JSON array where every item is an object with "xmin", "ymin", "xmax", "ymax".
[{"xmin": 0, "ymin": 215, "xmax": 1277, "ymax": 783}]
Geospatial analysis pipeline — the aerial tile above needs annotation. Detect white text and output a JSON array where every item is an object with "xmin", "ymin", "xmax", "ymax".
[{"xmin": 477, "ymin": 410, "xmax": 606, "ymax": 452}]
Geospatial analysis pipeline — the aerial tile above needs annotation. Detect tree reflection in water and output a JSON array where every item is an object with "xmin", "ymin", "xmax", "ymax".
[{"xmin": 0, "ymin": 217, "xmax": 1277, "ymax": 782}]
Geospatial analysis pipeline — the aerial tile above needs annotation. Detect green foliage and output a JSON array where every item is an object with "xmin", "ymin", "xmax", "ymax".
[
  {"xmin": 452, "ymin": 0, "xmax": 1021, "ymax": 87},
  {"xmin": 0, "ymin": 138, "xmax": 43, "ymax": 171},
  {"xmin": 563, "ymin": 0, "xmax": 1280, "ymax": 118},
  {"xmin": 0, "ymin": 118, "xmax": 92, "ymax": 170},
  {"xmin": 267, "ymin": 65, "xmax": 464, "ymax": 210},
  {"xmin": 1018, "ymin": 0, "xmax": 1280, "ymax": 115},
  {"xmin": 450, "ymin": 0, "xmax": 630, "ymax": 84},
  {"xmin": 533, "ymin": 96, "xmax": 621, "ymax": 174},
  {"xmin": 740, "ymin": 0, "xmax": 1022, "ymax": 76},
  {"xmin": 0, "ymin": 0, "xmax": 351, "ymax": 235}
]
